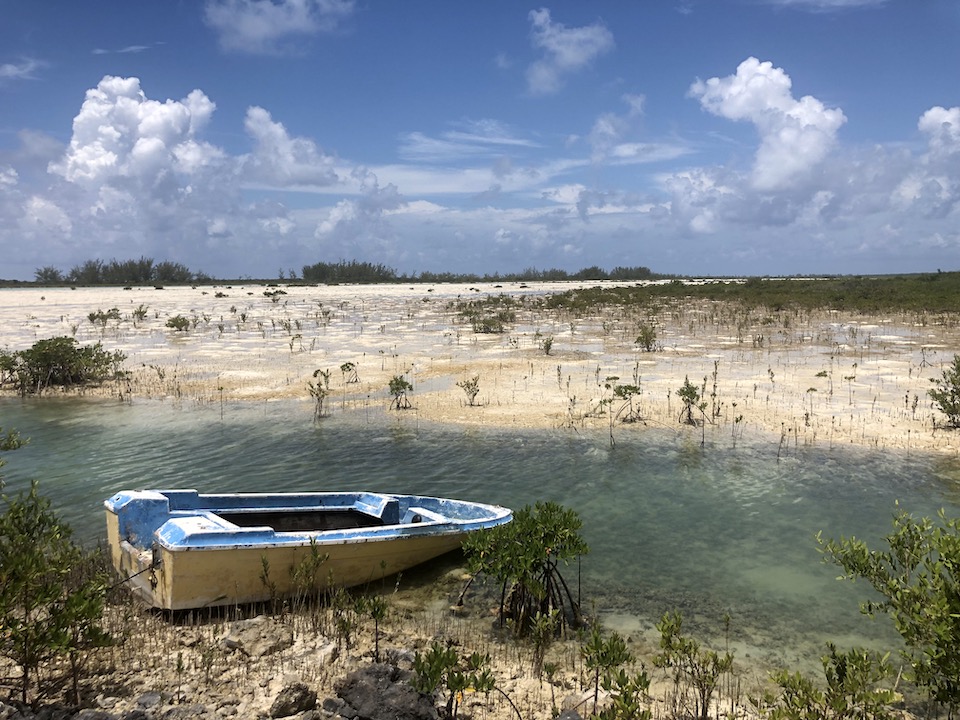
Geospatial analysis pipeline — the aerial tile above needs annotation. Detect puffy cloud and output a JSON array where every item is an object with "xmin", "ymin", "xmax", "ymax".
[
  {"xmin": 919, "ymin": 106, "xmax": 960, "ymax": 158},
  {"xmin": 0, "ymin": 166, "xmax": 17, "ymax": 188},
  {"xmin": 49, "ymin": 76, "xmax": 221, "ymax": 186},
  {"xmin": 241, "ymin": 106, "xmax": 339, "ymax": 187},
  {"xmin": 690, "ymin": 57, "xmax": 846, "ymax": 191},
  {"xmin": 204, "ymin": 0, "xmax": 355, "ymax": 54},
  {"xmin": 526, "ymin": 8, "xmax": 614, "ymax": 96}
]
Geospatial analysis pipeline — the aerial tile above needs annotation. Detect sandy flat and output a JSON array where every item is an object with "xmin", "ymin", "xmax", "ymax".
[{"xmin": 2, "ymin": 281, "xmax": 959, "ymax": 455}]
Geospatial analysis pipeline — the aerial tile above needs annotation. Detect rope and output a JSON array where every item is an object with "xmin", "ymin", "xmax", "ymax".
[{"xmin": 109, "ymin": 562, "xmax": 157, "ymax": 592}]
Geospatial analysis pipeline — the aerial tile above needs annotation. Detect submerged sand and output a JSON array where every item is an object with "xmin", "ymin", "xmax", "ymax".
[{"xmin": 2, "ymin": 281, "xmax": 959, "ymax": 455}]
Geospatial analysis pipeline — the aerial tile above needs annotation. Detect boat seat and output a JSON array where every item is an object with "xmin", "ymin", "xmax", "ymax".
[{"xmin": 403, "ymin": 506, "xmax": 444, "ymax": 523}]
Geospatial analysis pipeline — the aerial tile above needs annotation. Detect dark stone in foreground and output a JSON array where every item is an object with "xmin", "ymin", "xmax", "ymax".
[
  {"xmin": 334, "ymin": 664, "xmax": 438, "ymax": 720},
  {"xmin": 270, "ymin": 683, "xmax": 317, "ymax": 718}
]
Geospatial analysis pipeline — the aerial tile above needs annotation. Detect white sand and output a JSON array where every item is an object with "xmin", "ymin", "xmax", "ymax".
[{"xmin": 2, "ymin": 282, "xmax": 959, "ymax": 454}]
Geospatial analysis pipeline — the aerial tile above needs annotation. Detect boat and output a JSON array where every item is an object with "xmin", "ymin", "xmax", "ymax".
[{"xmin": 104, "ymin": 489, "xmax": 512, "ymax": 610}]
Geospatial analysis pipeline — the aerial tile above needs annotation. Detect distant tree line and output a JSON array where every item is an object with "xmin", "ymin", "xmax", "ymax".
[
  {"xmin": 31, "ymin": 257, "xmax": 664, "ymax": 286},
  {"xmin": 300, "ymin": 260, "xmax": 662, "ymax": 284},
  {"xmin": 35, "ymin": 257, "xmax": 199, "ymax": 286}
]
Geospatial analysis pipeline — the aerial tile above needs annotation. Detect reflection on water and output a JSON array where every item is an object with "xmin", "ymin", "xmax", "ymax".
[{"xmin": 2, "ymin": 395, "xmax": 958, "ymax": 671}]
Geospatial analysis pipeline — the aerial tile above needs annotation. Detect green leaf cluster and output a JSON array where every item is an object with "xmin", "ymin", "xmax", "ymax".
[
  {"xmin": 412, "ymin": 641, "xmax": 495, "ymax": 720},
  {"xmin": 756, "ymin": 644, "xmax": 897, "ymax": 720},
  {"xmin": 0, "ymin": 481, "xmax": 111, "ymax": 704},
  {"xmin": 928, "ymin": 354, "xmax": 960, "ymax": 427},
  {"xmin": 676, "ymin": 376, "xmax": 706, "ymax": 425},
  {"xmin": 0, "ymin": 336, "xmax": 126, "ymax": 395},
  {"xmin": 463, "ymin": 501, "xmax": 588, "ymax": 635},
  {"xmin": 388, "ymin": 375, "xmax": 413, "ymax": 409},
  {"xmin": 819, "ymin": 509, "xmax": 960, "ymax": 714},
  {"xmin": 654, "ymin": 611, "xmax": 734, "ymax": 720}
]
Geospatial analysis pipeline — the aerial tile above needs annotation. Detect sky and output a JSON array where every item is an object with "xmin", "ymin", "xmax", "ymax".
[{"xmin": 1, "ymin": 0, "xmax": 959, "ymax": 281}]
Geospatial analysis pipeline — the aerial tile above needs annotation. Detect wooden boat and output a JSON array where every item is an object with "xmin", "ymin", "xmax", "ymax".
[{"xmin": 104, "ymin": 489, "xmax": 512, "ymax": 610}]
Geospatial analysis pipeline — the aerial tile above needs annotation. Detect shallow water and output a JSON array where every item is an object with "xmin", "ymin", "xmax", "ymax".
[{"xmin": 2, "ymin": 395, "xmax": 958, "ymax": 671}]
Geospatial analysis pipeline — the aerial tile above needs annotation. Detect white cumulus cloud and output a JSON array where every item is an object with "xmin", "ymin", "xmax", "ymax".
[
  {"xmin": 241, "ymin": 106, "xmax": 339, "ymax": 187},
  {"xmin": 690, "ymin": 57, "xmax": 846, "ymax": 191},
  {"xmin": 48, "ymin": 76, "xmax": 220, "ymax": 186}
]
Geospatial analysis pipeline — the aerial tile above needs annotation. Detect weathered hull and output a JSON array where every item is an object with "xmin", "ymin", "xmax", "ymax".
[
  {"xmin": 104, "ymin": 490, "xmax": 510, "ymax": 610},
  {"xmin": 106, "ymin": 511, "xmax": 464, "ymax": 609}
]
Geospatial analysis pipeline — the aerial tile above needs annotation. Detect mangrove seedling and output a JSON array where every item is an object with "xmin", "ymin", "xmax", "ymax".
[
  {"xmin": 340, "ymin": 361, "xmax": 359, "ymax": 384},
  {"xmin": 754, "ymin": 643, "xmax": 897, "ymax": 720},
  {"xmin": 677, "ymin": 375, "xmax": 706, "ymax": 426},
  {"xmin": 388, "ymin": 375, "xmax": 413, "ymax": 410},
  {"xmin": 308, "ymin": 368, "xmax": 332, "ymax": 420},
  {"xmin": 583, "ymin": 627, "xmax": 634, "ymax": 716},
  {"xmin": 635, "ymin": 324, "xmax": 658, "ymax": 352},
  {"xmin": 462, "ymin": 501, "xmax": 588, "ymax": 636},
  {"xmin": 654, "ymin": 610, "xmax": 734, "ymax": 720},
  {"xmin": 457, "ymin": 375, "xmax": 481, "ymax": 406},
  {"xmin": 928, "ymin": 353, "xmax": 960, "ymax": 427},
  {"xmin": 412, "ymin": 641, "xmax": 497, "ymax": 720},
  {"xmin": 165, "ymin": 314, "xmax": 190, "ymax": 332}
]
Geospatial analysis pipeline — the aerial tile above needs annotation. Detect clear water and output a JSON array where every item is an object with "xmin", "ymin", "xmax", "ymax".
[{"xmin": 2, "ymin": 395, "xmax": 959, "ymax": 671}]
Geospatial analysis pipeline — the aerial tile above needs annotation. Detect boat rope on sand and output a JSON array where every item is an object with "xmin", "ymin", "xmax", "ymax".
[{"xmin": 109, "ymin": 562, "xmax": 157, "ymax": 592}]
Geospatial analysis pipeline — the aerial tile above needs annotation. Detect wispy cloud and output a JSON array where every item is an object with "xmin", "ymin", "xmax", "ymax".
[
  {"xmin": 0, "ymin": 58, "xmax": 43, "ymax": 82},
  {"xmin": 399, "ymin": 120, "xmax": 540, "ymax": 163},
  {"xmin": 526, "ymin": 8, "xmax": 614, "ymax": 96},
  {"xmin": 763, "ymin": 0, "xmax": 887, "ymax": 10},
  {"xmin": 204, "ymin": 0, "xmax": 355, "ymax": 54},
  {"xmin": 92, "ymin": 44, "xmax": 159, "ymax": 55}
]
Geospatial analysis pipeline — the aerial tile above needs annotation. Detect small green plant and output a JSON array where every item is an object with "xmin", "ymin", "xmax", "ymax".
[
  {"xmin": 676, "ymin": 375, "xmax": 706, "ymax": 426},
  {"xmin": 635, "ymin": 324, "xmax": 658, "ymax": 352},
  {"xmin": 412, "ymin": 641, "xmax": 496, "ymax": 720},
  {"xmin": 87, "ymin": 307, "xmax": 121, "ymax": 327},
  {"xmin": 388, "ymin": 375, "xmax": 413, "ymax": 410},
  {"xmin": 308, "ymin": 368, "xmax": 332, "ymax": 420},
  {"xmin": 541, "ymin": 335, "xmax": 554, "ymax": 355},
  {"xmin": 166, "ymin": 314, "xmax": 190, "ymax": 332},
  {"xmin": 462, "ymin": 501, "xmax": 588, "ymax": 635},
  {"xmin": 457, "ymin": 375, "xmax": 481, "ymax": 406},
  {"xmin": 340, "ymin": 361, "xmax": 359, "ymax": 384},
  {"xmin": 355, "ymin": 594, "xmax": 388, "ymax": 662},
  {"xmin": 132, "ymin": 304, "xmax": 149, "ymax": 324},
  {"xmin": 654, "ymin": 610, "xmax": 734, "ymax": 720},
  {"xmin": 583, "ymin": 627, "xmax": 634, "ymax": 715},
  {"xmin": 754, "ymin": 643, "xmax": 898, "ymax": 720},
  {"xmin": 928, "ymin": 354, "xmax": 960, "ymax": 427},
  {"xmin": 819, "ymin": 508, "xmax": 960, "ymax": 715},
  {"xmin": 599, "ymin": 667, "xmax": 653, "ymax": 720}
]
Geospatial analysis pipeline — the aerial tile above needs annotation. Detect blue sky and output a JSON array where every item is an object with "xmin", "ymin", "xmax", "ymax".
[{"xmin": 2, "ymin": 0, "xmax": 959, "ymax": 280}]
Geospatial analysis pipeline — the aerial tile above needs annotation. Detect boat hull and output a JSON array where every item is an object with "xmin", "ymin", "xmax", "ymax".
[{"xmin": 104, "ymin": 490, "xmax": 510, "ymax": 610}]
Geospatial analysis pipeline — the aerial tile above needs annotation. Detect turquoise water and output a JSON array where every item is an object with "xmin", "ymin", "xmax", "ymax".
[{"xmin": 2, "ymin": 395, "xmax": 959, "ymax": 669}]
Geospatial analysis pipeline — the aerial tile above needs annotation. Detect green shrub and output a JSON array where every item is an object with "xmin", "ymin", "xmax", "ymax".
[
  {"xmin": 0, "ymin": 481, "xmax": 111, "ymax": 704},
  {"xmin": 165, "ymin": 315, "xmax": 190, "ymax": 332},
  {"xmin": 819, "ymin": 508, "xmax": 960, "ymax": 715},
  {"xmin": 1, "ymin": 336, "xmax": 126, "ymax": 395},
  {"xmin": 755, "ymin": 643, "xmax": 897, "ymax": 720},
  {"xmin": 463, "ymin": 501, "xmax": 588, "ymax": 635},
  {"xmin": 929, "ymin": 354, "xmax": 960, "ymax": 427},
  {"xmin": 654, "ymin": 611, "xmax": 733, "ymax": 720}
]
